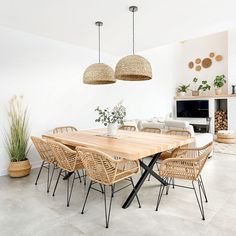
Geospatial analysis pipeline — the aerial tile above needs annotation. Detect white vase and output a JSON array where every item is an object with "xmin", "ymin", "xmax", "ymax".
[
  {"xmin": 107, "ymin": 123, "xmax": 118, "ymax": 137},
  {"xmin": 215, "ymin": 88, "xmax": 222, "ymax": 95},
  {"xmin": 179, "ymin": 92, "xmax": 186, "ymax": 96}
]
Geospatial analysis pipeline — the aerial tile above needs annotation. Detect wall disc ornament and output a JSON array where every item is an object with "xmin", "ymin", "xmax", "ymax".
[
  {"xmin": 188, "ymin": 61, "xmax": 194, "ymax": 69},
  {"xmin": 195, "ymin": 65, "xmax": 201, "ymax": 71},
  {"xmin": 195, "ymin": 58, "xmax": 201, "ymax": 64},
  {"xmin": 202, "ymin": 58, "xmax": 212, "ymax": 68},
  {"xmin": 209, "ymin": 52, "xmax": 215, "ymax": 58},
  {"xmin": 215, "ymin": 55, "xmax": 223, "ymax": 61}
]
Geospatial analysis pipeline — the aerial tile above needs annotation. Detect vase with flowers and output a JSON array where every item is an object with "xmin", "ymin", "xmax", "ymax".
[{"xmin": 95, "ymin": 101, "xmax": 126, "ymax": 137}]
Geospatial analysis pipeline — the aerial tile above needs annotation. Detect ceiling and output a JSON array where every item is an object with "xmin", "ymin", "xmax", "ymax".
[{"xmin": 0, "ymin": 0, "xmax": 236, "ymax": 56}]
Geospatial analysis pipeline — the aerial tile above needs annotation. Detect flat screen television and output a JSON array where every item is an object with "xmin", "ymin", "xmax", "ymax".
[{"xmin": 176, "ymin": 100, "xmax": 209, "ymax": 118}]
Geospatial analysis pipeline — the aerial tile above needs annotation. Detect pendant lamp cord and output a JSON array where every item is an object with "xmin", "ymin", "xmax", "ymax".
[
  {"xmin": 98, "ymin": 24, "xmax": 101, "ymax": 63},
  {"xmin": 132, "ymin": 10, "xmax": 135, "ymax": 55}
]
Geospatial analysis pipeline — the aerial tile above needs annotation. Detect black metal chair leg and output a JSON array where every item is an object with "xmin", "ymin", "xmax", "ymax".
[
  {"xmin": 81, "ymin": 181, "xmax": 92, "ymax": 214},
  {"xmin": 172, "ymin": 178, "xmax": 175, "ymax": 189},
  {"xmin": 130, "ymin": 177, "xmax": 141, "ymax": 208},
  {"xmin": 83, "ymin": 169, "xmax": 86, "ymax": 186},
  {"xmin": 35, "ymin": 161, "xmax": 45, "ymax": 185},
  {"xmin": 67, "ymin": 172, "xmax": 76, "ymax": 207},
  {"xmin": 192, "ymin": 181, "xmax": 205, "ymax": 220},
  {"xmin": 103, "ymin": 185, "xmax": 113, "ymax": 228},
  {"xmin": 99, "ymin": 184, "xmax": 104, "ymax": 193},
  {"xmin": 111, "ymin": 184, "xmax": 115, "ymax": 197},
  {"xmin": 46, "ymin": 163, "xmax": 51, "ymax": 193},
  {"xmin": 76, "ymin": 170, "xmax": 82, "ymax": 183},
  {"xmin": 52, "ymin": 169, "xmax": 62, "ymax": 197},
  {"xmin": 166, "ymin": 178, "xmax": 171, "ymax": 195},
  {"xmin": 199, "ymin": 175, "xmax": 208, "ymax": 203},
  {"xmin": 155, "ymin": 183, "xmax": 165, "ymax": 211},
  {"xmin": 47, "ymin": 164, "xmax": 56, "ymax": 193}
]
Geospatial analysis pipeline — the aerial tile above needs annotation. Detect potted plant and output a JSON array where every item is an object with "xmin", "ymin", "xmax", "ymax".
[
  {"xmin": 192, "ymin": 77, "xmax": 199, "ymax": 96},
  {"xmin": 177, "ymin": 84, "xmax": 190, "ymax": 96},
  {"xmin": 214, "ymin": 75, "xmax": 226, "ymax": 95},
  {"xmin": 5, "ymin": 96, "xmax": 31, "ymax": 177},
  {"xmin": 198, "ymin": 80, "xmax": 211, "ymax": 94},
  {"xmin": 95, "ymin": 101, "xmax": 126, "ymax": 137}
]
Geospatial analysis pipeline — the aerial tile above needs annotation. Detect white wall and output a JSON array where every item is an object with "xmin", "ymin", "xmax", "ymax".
[
  {"xmin": 181, "ymin": 32, "xmax": 228, "ymax": 95},
  {"xmin": 227, "ymin": 29, "xmax": 236, "ymax": 132},
  {"xmin": 0, "ymin": 27, "xmax": 181, "ymax": 175}
]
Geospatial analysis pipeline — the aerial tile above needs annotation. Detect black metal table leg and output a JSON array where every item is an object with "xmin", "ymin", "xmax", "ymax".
[{"xmin": 122, "ymin": 153, "xmax": 167, "ymax": 209}]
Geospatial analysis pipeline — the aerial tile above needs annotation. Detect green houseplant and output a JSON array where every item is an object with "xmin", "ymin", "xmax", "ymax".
[
  {"xmin": 198, "ymin": 80, "xmax": 211, "ymax": 94},
  {"xmin": 177, "ymin": 84, "xmax": 190, "ymax": 96},
  {"xmin": 95, "ymin": 101, "xmax": 126, "ymax": 136},
  {"xmin": 192, "ymin": 77, "xmax": 199, "ymax": 96},
  {"xmin": 214, "ymin": 75, "xmax": 226, "ymax": 95},
  {"xmin": 5, "ymin": 95, "xmax": 31, "ymax": 177}
]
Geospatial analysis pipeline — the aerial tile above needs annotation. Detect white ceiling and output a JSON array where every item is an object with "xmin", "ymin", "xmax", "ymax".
[{"xmin": 0, "ymin": 0, "xmax": 236, "ymax": 56}]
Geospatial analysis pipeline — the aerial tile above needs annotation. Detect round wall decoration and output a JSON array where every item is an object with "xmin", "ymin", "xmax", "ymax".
[
  {"xmin": 215, "ymin": 55, "xmax": 223, "ymax": 61},
  {"xmin": 195, "ymin": 65, "xmax": 201, "ymax": 71},
  {"xmin": 202, "ymin": 58, "xmax": 212, "ymax": 68},
  {"xmin": 195, "ymin": 58, "xmax": 201, "ymax": 64},
  {"xmin": 209, "ymin": 52, "xmax": 215, "ymax": 58},
  {"xmin": 188, "ymin": 61, "xmax": 194, "ymax": 69}
]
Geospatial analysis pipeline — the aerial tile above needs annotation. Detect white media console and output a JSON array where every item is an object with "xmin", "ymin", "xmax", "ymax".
[{"xmin": 174, "ymin": 94, "xmax": 236, "ymax": 134}]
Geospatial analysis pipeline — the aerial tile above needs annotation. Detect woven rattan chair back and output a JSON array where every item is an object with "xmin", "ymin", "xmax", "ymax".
[
  {"xmin": 166, "ymin": 129, "xmax": 191, "ymax": 137},
  {"xmin": 31, "ymin": 136, "xmax": 55, "ymax": 163},
  {"xmin": 53, "ymin": 126, "xmax": 77, "ymax": 134},
  {"xmin": 160, "ymin": 142, "xmax": 213, "ymax": 180},
  {"xmin": 119, "ymin": 125, "xmax": 137, "ymax": 131},
  {"xmin": 141, "ymin": 127, "xmax": 161, "ymax": 134},
  {"xmin": 47, "ymin": 140, "xmax": 83, "ymax": 172},
  {"xmin": 76, "ymin": 146, "xmax": 140, "ymax": 185}
]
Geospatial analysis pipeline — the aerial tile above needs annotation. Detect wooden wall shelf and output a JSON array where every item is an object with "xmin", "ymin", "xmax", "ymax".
[{"xmin": 174, "ymin": 94, "xmax": 236, "ymax": 100}]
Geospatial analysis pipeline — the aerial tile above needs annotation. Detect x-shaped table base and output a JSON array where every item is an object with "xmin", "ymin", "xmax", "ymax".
[{"xmin": 122, "ymin": 153, "xmax": 168, "ymax": 209}]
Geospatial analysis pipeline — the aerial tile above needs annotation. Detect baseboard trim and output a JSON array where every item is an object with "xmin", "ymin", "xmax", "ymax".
[{"xmin": 0, "ymin": 160, "xmax": 42, "ymax": 177}]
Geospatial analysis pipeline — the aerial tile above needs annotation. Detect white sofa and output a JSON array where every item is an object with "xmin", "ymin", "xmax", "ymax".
[{"xmin": 128, "ymin": 118, "xmax": 213, "ymax": 156}]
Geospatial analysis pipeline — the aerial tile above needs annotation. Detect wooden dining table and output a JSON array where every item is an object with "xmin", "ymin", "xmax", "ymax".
[{"xmin": 43, "ymin": 128, "xmax": 194, "ymax": 208}]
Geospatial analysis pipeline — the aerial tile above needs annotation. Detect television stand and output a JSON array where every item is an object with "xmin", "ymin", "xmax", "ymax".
[
  {"xmin": 191, "ymin": 123, "xmax": 210, "ymax": 133},
  {"xmin": 190, "ymin": 117, "xmax": 211, "ymax": 133}
]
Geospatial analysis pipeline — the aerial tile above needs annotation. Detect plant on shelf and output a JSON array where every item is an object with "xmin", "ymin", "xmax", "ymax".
[
  {"xmin": 198, "ymin": 80, "xmax": 211, "ymax": 94},
  {"xmin": 214, "ymin": 74, "xmax": 226, "ymax": 95},
  {"xmin": 192, "ymin": 77, "xmax": 199, "ymax": 96},
  {"xmin": 177, "ymin": 84, "xmax": 190, "ymax": 96},
  {"xmin": 95, "ymin": 101, "xmax": 126, "ymax": 137},
  {"xmin": 5, "ymin": 95, "xmax": 31, "ymax": 177}
]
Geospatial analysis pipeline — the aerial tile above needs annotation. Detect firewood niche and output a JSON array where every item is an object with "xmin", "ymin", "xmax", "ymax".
[{"xmin": 215, "ymin": 99, "xmax": 228, "ymax": 133}]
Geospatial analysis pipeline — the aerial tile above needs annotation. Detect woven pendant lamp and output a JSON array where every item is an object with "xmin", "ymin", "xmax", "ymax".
[
  {"xmin": 115, "ymin": 6, "xmax": 152, "ymax": 81},
  {"xmin": 83, "ymin": 22, "xmax": 116, "ymax": 85}
]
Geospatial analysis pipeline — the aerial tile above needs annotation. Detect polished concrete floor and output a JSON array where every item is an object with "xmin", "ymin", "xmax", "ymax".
[{"xmin": 0, "ymin": 152, "xmax": 236, "ymax": 236}]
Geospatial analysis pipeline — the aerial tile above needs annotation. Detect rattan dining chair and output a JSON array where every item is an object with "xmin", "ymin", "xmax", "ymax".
[
  {"xmin": 160, "ymin": 130, "xmax": 191, "ymax": 160},
  {"xmin": 119, "ymin": 125, "xmax": 137, "ymax": 131},
  {"xmin": 76, "ymin": 146, "xmax": 141, "ymax": 228},
  {"xmin": 47, "ymin": 140, "xmax": 84, "ymax": 207},
  {"xmin": 141, "ymin": 127, "xmax": 161, "ymax": 133},
  {"xmin": 52, "ymin": 125, "xmax": 86, "ymax": 183},
  {"xmin": 156, "ymin": 142, "xmax": 213, "ymax": 220},
  {"xmin": 53, "ymin": 126, "xmax": 77, "ymax": 134},
  {"xmin": 31, "ymin": 136, "xmax": 56, "ymax": 193}
]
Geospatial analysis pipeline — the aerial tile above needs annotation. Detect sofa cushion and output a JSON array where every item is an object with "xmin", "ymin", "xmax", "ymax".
[{"xmin": 165, "ymin": 120, "xmax": 189, "ymax": 129}]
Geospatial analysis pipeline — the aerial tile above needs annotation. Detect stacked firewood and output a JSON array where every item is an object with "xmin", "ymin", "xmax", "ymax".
[{"xmin": 215, "ymin": 110, "xmax": 228, "ymax": 132}]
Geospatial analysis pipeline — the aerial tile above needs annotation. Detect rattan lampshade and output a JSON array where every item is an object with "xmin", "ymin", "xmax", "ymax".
[
  {"xmin": 115, "ymin": 6, "xmax": 152, "ymax": 81},
  {"xmin": 83, "ymin": 63, "xmax": 115, "ymax": 84},
  {"xmin": 115, "ymin": 55, "xmax": 152, "ymax": 81},
  {"xmin": 83, "ymin": 21, "xmax": 116, "ymax": 85}
]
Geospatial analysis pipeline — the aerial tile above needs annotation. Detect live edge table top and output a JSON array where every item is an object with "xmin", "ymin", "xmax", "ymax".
[{"xmin": 43, "ymin": 129, "xmax": 194, "ymax": 161}]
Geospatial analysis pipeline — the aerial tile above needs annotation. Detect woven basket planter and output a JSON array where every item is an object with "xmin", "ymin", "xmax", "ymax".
[
  {"xmin": 115, "ymin": 55, "xmax": 152, "ymax": 81},
  {"xmin": 8, "ymin": 159, "xmax": 31, "ymax": 177}
]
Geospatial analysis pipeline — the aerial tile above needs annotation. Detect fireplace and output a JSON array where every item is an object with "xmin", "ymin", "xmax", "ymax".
[{"xmin": 215, "ymin": 99, "xmax": 228, "ymax": 133}]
